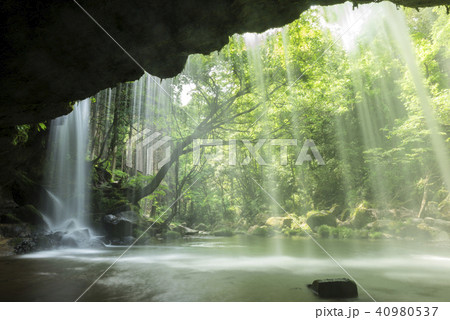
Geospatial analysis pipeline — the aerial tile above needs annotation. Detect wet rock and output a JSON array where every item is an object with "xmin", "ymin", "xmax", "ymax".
[
  {"xmin": 88, "ymin": 236, "xmax": 106, "ymax": 248},
  {"xmin": 109, "ymin": 236, "xmax": 136, "ymax": 246},
  {"xmin": 12, "ymin": 230, "xmax": 82, "ymax": 253},
  {"xmin": 307, "ymin": 278, "xmax": 358, "ymax": 299},
  {"xmin": 64, "ymin": 220, "xmax": 77, "ymax": 232},
  {"xmin": 61, "ymin": 235, "xmax": 79, "ymax": 248},
  {"xmin": 14, "ymin": 238, "xmax": 37, "ymax": 254},
  {"xmin": 60, "ymin": 228, "xmax": 92, "ymax": 247},
  {"xmin": 103, "ymin": 211, "xmax": 140, "ymax": 239}
]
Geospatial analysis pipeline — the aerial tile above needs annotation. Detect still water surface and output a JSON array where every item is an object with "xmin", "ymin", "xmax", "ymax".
[{"xmin": 0, "ymin": 236, "xmax": 449, "ymax": 301}]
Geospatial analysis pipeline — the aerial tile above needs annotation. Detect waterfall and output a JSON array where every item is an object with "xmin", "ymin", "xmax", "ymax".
[{"xmin": 42, "ymin": 99, "xmax": 92, "ymax": 243}]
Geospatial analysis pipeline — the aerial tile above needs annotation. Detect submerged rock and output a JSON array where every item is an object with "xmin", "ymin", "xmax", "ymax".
[{"xmin": 307, "ymin": 278, "xmax": 358, "ymax": 299}]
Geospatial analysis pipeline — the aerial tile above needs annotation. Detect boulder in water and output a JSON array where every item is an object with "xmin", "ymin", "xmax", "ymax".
[
  {"xmin": 60, "ymin": 228, "xmax": 92, "ymax": 247},
  {"xmin": 307, "ymin": 278, "xmax": 358, "ymax": 299},
  {"xmin": 306, "ymin": 211, "xmax": 336, "ymax": 231}
]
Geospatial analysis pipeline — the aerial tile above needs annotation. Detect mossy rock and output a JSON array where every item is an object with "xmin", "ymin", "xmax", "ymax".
[
  {"xmin": 265, "ymin": 217, "xmax": 293, "ymax": 229},
  {"xmin": 248, "ymin": 225, "xmax": 271, "ymax": 237},
  {"xmin": 350, "ymin": 203, "xmax": 376, "ymax": 229},
  {"xmin": 306, "ymin": 211, "xmax": 337, "ymax": 231}
]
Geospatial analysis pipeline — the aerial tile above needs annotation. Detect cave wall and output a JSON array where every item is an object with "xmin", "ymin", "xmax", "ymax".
[{"xmin": 1, "ymin": 0, "xmax": 449, "ymax": 127}]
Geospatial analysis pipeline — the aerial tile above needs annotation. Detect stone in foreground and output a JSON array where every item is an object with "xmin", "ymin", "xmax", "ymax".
[{"xmin": 307, "ymin": 278, "xmax": 358, "ymax": 299}]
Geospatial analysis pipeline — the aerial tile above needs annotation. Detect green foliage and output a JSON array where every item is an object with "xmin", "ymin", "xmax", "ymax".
[
  {"xmin": 317, "ymin": 225, "xmax": 331, "ymax": 238},
  {"xmin": 316, "ymin": 225, "xmax": 360, "ymax": 239},
  {"xmin": 84, "ymin": 7, "xmax": 449, "ymax": 231},
  {"xmin": 13, "ymin": 125, "xmax": 31, "ymax": 145},
  {"xmin": 369, "ymin": 232, "xmax": 383, "ymax": 240}
]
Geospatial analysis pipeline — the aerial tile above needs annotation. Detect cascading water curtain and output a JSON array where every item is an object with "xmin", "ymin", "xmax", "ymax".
[{"xmin": 43, "ymin": 99, "xmax": 91, "ymax": 231}]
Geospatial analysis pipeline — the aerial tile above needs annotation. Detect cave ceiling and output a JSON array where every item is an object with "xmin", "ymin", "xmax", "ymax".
[{"xmin": 1, "ymin": 0, "xmax": 449, "ymax": 127}]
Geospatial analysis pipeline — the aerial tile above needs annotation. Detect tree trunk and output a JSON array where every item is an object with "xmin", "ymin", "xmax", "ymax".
[{"xmin": 418, "ymin": 176, "xmax": 429, "ymax": 218}]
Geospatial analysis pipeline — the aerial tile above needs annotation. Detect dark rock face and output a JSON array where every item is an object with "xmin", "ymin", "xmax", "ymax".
[
  {"xmin": 308, "ymin": 278, "xmax": 358, "ymax": 299},
  {"xmin": 1, "ymin": 0, "xmax": 448, "ymax": 127},
  {"xmin": 102, "ymin": 211, "xmax": 140, "ymax": 240},
  {"xmin": 13, "ymin": 205, "xmax": 48, "ymax": 227}
]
